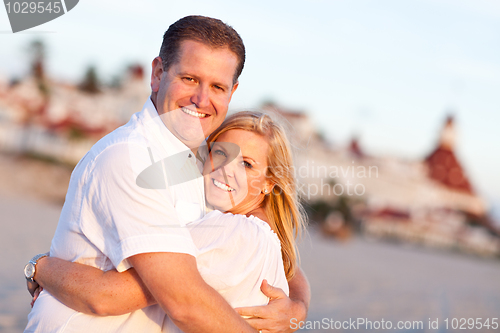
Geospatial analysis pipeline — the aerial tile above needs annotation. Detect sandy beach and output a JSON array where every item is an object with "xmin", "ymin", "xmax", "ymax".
[
  {"xmin": 299, "ymin": 230, "xmax": 500, "ymax": 332},
  {"xmin": 1, "ymin": 154, "xmax": 499, "ymax": 333}
]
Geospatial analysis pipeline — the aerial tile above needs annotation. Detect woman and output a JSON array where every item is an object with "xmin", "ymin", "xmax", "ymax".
[{"xmin": 29, "ymin": 111, "xmax": 306, "ymax": 330}]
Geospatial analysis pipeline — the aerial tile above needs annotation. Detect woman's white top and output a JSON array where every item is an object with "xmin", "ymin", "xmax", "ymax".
[{"xmin": 162, "ymin": 210, "xmax": 289, "ymax": 332}]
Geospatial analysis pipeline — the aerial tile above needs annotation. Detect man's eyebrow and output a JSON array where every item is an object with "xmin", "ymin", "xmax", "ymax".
[{"xmin": 176, "ymin": 71, "xmax": 197, "ymax": 78}]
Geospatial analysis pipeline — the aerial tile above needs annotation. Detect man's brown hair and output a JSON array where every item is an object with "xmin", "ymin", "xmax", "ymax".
[{"xmin": 159, "ymin": 15, "xmax": 245, "ymax": 85}]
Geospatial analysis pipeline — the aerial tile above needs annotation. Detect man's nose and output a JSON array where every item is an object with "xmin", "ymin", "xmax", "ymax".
[{"xmin": 190, "ymin": 84, "xmax": 210, "ymax": 109}]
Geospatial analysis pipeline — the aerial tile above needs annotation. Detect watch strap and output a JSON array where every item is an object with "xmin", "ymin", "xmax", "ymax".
[{"xmin": 29, "ymin": 252, "xmax": 49, "ymax": 265}]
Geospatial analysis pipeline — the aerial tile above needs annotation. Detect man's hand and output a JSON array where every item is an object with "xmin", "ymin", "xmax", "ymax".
[{"xmin": 235, "ymin": 280, "xmax": 307, "ymax": 333}]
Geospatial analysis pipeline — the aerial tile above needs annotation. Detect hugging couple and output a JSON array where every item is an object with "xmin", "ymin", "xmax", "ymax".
[{"xmin": 24, "ymin": 15, "xmax": 310, "ymax": 333}]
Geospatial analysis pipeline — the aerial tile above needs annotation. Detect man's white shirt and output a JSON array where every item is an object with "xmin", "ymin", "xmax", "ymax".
[
  {"xmin": 25, "ymin": 98, "xmax": 206, "ymax": 333},
  {"xmin": 25, "ymin": 99, "xmax": 288, "ymax": 333}
]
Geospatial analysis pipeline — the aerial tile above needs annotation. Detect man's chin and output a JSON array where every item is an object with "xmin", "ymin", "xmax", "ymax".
[
  {"xmin": 175, "ymin": 130, "xmax": 207, "ymax": 147},
  {"xmin": 182, "ymin": 136, "xmax": 206, "ymax": 147}
]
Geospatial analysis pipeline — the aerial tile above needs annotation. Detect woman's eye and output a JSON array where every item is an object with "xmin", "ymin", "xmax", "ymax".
[
  {"xmin": 214, "ymin": 149, "xmax": 227, "ymax": 157},
  {"xmin": 243, "ymin": 161, "xmax": 252, "ymax": 168}
]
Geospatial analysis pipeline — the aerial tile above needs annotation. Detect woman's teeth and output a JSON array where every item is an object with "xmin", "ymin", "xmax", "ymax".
[
  {"xmin": 182, "ymin": 107, "xmax": 207, "ymax": 118},
  {"xmin": 213, "ymin": 178, "xmax": 234, "ymax": 192}
]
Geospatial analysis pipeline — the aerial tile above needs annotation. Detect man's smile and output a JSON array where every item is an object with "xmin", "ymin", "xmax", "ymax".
[{"xmin": 181, "ymin": 106, "xmax": 209, "ymax": 118}]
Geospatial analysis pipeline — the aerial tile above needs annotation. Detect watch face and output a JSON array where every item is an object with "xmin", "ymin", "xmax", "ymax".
[{"xmin": 24, "ymin": 262, "xmax": 35, "ymax": 279}]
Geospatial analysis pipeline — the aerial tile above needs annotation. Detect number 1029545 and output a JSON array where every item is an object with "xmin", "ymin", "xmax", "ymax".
[
  {"xmin": 5, "ymin": 1, "xmax": 62, "ymax": 14},
  {"xmin": 443, "ymin": 318, "xmax": 498, "ymax": 330}
]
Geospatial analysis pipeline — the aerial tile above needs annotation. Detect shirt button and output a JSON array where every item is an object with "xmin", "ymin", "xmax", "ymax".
[{"xmin": 188, "ymin": 154, "xmax": 192, "ymax": 158}]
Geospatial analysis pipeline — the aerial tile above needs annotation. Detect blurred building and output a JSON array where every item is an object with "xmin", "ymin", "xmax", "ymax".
[
  {"xmin": 1, "ymin": 72, "xmax": 498, "ymax": 257},
  {"xmin": 266, "ymin": 103, "xmax": 500, "ymax": 257},
  {"xmin": 0, "ymin": 65, "xmax": 149, "ymax": 164}
]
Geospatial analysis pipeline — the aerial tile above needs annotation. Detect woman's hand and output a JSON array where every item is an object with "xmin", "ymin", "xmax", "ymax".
[
  {"xmin": 27, "ymin": 279, "xmax": 40, "ymax": 297},
  {"xmin": 30, "ymin": 286, "xmax": 43, "ymax": 308}
]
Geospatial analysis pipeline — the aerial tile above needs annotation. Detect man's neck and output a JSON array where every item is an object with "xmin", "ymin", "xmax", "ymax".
[{"xmin": 150, "ymin": 93, "xmax": 158, "ymax": 111}]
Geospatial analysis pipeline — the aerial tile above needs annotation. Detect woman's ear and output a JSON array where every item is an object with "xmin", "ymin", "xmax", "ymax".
[{"xmin": 264, "ymin": 181, "xmax": 276, "ymax": 194}]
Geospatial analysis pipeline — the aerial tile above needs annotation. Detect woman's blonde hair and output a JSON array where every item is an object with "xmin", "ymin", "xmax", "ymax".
[{"xmin": 207, "ymin": 111, "xmax": 307, "ymax": 280}]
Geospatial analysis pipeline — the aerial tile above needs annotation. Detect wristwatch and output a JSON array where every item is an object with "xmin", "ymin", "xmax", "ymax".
[{"xmin": 24, "ymin": 252, "xmax": 49, "ymax": 282}]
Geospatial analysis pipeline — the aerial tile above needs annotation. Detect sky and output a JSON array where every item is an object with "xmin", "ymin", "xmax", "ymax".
[{"xmin": 1, "ymin": 0, "xmax": 499, "ymax": 214}]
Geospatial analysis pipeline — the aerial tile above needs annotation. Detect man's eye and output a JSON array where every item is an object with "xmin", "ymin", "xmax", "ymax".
[
  {"xmin": 183, "ymin": 77, "xmax": 195, "ymax": 82},
  {"xmin": 214, "ymin": 85, "xmax": 225, "ymax": 91}
]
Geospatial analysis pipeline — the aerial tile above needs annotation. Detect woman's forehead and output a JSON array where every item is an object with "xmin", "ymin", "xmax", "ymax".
[{"xmin": 216, "ymin": 130, "xmax": 269, "ymax": 160}]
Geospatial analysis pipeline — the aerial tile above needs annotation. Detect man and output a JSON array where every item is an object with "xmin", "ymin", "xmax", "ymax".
[{"xmin": 25, "ymin": 16, "xmax": 309, "ymax": 332}]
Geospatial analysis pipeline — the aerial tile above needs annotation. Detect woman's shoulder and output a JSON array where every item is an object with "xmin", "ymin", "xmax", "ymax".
[{"xmin": 201, "ymin": 210, "xmax": 281, "ymax": 247}]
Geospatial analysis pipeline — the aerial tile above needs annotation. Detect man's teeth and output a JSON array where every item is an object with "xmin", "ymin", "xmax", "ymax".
[
  {"xmin": 182, "ymin": 107, "xmax": 207, "ymax": 118},
  {"xmin": 213, "ymin": 179, "xmax": 234, "ymax": 192}
]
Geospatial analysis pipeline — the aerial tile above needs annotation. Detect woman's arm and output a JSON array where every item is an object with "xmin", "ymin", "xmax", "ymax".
[
  {"xmin": 33, "ymin": 257, "xmax": 156, "ymax": 316},
  {"xmin": 287, "ymin": 267, "xmax": 310, "ymax": 321}
]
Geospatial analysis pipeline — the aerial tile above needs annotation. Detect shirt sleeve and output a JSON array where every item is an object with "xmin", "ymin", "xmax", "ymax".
[{"xmin": 80, "ymin": 141, "xmax": 197, "ymax": 272}]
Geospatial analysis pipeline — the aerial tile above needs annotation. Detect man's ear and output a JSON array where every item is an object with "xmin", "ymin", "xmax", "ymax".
[
  {"xmin": 151, "ymin": 57, "xmax": 164, "ymax": 93},
  {"xmin": 228, "ymin": 81, "xmax": 239, "ymax": 103}
]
